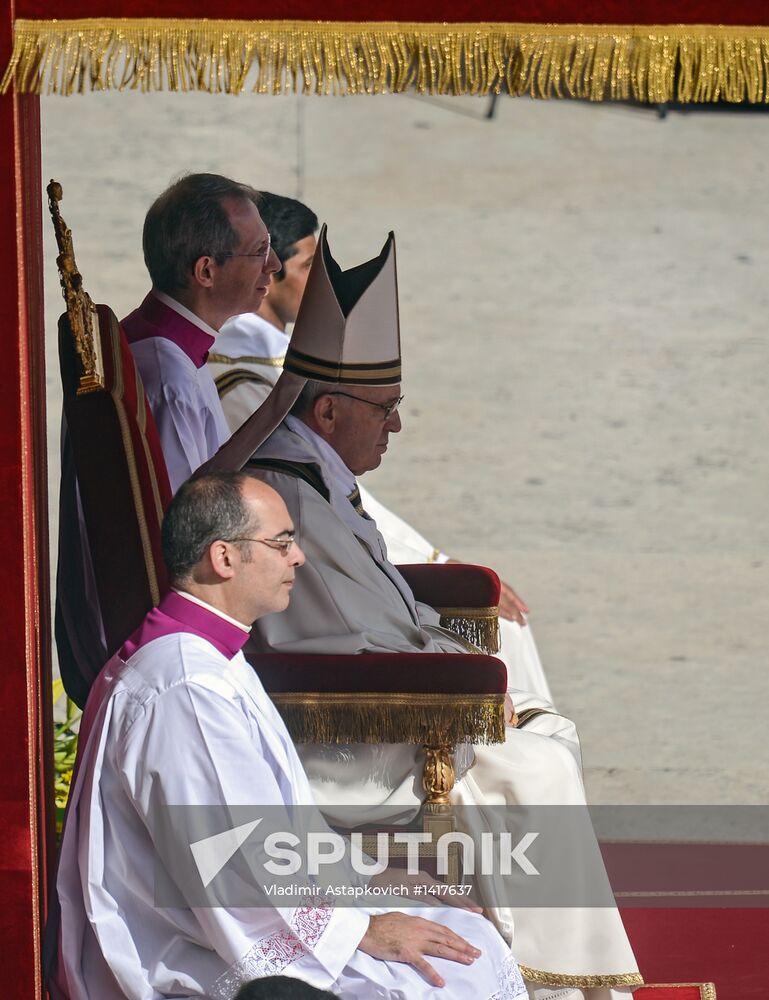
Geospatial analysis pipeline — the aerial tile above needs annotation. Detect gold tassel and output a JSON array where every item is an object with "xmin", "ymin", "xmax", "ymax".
[
  {"xmin": 435, "ymin": 606, "xmax": 500, "ymax": 655},
  {"xmin": 271, "ymin": 692, "xmax": 505, "ymax": 745},
  {"xmin": 4, "ymin": 19, "xmax": 769, "ymax": 102}
]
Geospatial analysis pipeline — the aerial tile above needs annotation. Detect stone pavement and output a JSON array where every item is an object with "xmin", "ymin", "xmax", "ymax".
[{"xmin": 41, "ymin": 90, "xmax": 769, "ymax": 803}]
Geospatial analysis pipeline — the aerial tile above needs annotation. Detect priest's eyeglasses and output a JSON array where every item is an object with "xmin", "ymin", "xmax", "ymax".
[
  {"xmin": 328, "ymin": 392, "xmax": 404, "ymax": 421},
  {"xmin": 227, "ymin": 533, "xmax": 296, "ymax": 555},
  {"xmin": 218, "ymin": 233, "xmax": 272, "ymax": 262}
]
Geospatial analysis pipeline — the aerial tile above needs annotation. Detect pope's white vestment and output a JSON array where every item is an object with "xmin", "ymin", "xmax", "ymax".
[
  {"xmin": 211, "ymin": 312, "xmax": 553, "ymax": 703},
  {"xmin": 245, "ymin": 419, "xmax": 642, "ymax": 1000},
  {"xmin": 117, "ymin": 305, "xmax": 639, "ymax": 996},
  {"xmin": 51, "ymin": 592, "xmax": 526, "ymax": 1000}
]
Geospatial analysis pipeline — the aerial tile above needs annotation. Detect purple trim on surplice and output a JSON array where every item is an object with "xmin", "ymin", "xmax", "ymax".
[
  {"xmin": 122, "ymin": 293, "xmax": 214, "ymax": 368},
  {"xmin": 119, "ymin": 591, "xmax": 249, "ymax": 662}
]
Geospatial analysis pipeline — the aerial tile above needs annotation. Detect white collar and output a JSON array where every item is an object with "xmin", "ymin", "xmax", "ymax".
[
  {"xmin": 173, "ymin": 590, "xmax": 251, "ymax": 633},
  {"xmin": 153, "ymin": 290, "xmax": 220, "ymax": 341},
  {"xmin": 284, "ymin": 415, "xmax": 356, "ymax": 494}
]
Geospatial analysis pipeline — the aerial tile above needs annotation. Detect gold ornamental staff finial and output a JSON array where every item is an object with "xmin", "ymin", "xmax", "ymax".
[{"xmin": 47, "ymin": 180, "xmax": 103, "ymax": 395}]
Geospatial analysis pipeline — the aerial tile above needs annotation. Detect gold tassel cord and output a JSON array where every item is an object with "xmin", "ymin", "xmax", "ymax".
[
  {"xmin": 271, "ymin": 692, "xmax": 506, "ymax": 745},
  {"xmin": 4, "ymin": 19, "xmax": 769, "ymax": 102}
]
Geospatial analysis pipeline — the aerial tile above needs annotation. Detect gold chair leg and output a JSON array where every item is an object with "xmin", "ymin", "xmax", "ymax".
[{"xmin": 422, "ymin": 744, "xmax": 455, "ymax": 839}]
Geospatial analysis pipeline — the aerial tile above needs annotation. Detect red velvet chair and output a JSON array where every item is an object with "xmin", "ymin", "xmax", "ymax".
[{"xmin": 50, "ymin": 180, "xmax": 507, "ymax": 825}]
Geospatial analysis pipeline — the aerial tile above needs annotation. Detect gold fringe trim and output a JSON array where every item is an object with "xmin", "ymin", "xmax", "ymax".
[
  {"xmin": 435, "ymin": 605, "xmax": 500, "ymax": 655},
  {"xmin": 5, "ymin": 19, "xmax": 769, "ymax": 102},
  {"xmin": 519, "ymin": 965, "xmax": 644, "ymax": 988},
  {"xmin": 271, "ymin": 691, "xmax": 505, "ymax": 745}
]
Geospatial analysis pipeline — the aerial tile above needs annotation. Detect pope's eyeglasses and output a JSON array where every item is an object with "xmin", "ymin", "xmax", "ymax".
[{"xmin": 327, "ymin": 392, "xmax": 404, "ymax": 421}]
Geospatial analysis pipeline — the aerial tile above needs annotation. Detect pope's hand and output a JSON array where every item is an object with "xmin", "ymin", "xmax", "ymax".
[
  {"xmin": 358, "ymin": 912, "xmax": 482, "ymax": 988},
  {"xmin": 505, "ymin": 693, "xmax": 518, "ymax": 727},
  {"xmin": 498, "ymin": 579, "xmax": 529, "ymax": 625},
  {"xmin": 445, "ymin": 559, "xmax": 529, "ymax": 625}
]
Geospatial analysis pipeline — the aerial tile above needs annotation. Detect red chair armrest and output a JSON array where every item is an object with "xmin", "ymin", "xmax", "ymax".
[
  {"xmin": 249, "ymin": 652, "xmax": 507, "ymax": 746},
  {"xmin": 395, "ymin": 563, "xmax": 500, "ymax": 608},
  {"xmin": 252, "ymin": 652, "xmax": 507, "ymax": 696}
]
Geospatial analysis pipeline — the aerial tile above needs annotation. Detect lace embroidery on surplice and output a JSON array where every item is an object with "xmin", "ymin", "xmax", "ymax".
[
  {"xmin": 489, "ymin": 953, "xmax": 528, "ymax": 999},
  {"xmin": 209, "ymin": 902, "xmax": 333, "ymax": 999}
]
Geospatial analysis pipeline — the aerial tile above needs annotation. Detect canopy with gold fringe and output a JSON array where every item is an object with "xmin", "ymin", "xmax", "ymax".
[
  {"xmin": 3, "ymin": 0, "xmax": 769, "ymax": 102},
  {"xmin": 0, "ymin": 0, "xmax": 767, "ymax": 995}
]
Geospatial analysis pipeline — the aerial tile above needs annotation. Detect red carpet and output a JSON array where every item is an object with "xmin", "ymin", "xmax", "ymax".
[
  {"xmin": 621, "ymin": 907, "xmax": 768, "ymax": 1000},
  {"xmin": 595, "ymin": 840, "xmax": 768, "ymax": 1000},
  {"xmin": 634, "ymin": 986, "xmax": 715, "ymax": 999}
]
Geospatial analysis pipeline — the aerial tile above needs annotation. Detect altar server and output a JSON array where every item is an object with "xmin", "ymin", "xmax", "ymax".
[{"xmin": 51, "ymin": 472, "xmax": 526, "ymax": 1000}]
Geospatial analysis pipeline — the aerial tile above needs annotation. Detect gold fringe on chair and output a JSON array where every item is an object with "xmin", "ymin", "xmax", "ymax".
[
  {"xmin": 271, "ymin": 692, "xmax": 505, "ymax": 745},
  {"xmin": 4, "ymin": 18, "xmax": 769, "ymax": 102},
  {"xmin": 435, "ymin": 606, "xmax": 500, "ymax": 655}
]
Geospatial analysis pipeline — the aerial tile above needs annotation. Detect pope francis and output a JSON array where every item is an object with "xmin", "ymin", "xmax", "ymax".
[{"xmin": 200, "ymin": 227, "xmax": 642, "ymax": 1000}]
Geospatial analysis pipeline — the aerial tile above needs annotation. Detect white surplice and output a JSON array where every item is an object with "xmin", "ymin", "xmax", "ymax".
[
  {"xmin": 51, "ymin": 601, "xmax": 525, "ymax": 1000},
  {"xmin": 245, "ymin": 420, "xmax": 641, "ymax": 1000},
  {"xmin": 125, "ymin": 292, "xmax": 231, "ymax": 493},
  {"xmin": 212, "ymin": 312, "xmax": 553, "ymax": 703}
]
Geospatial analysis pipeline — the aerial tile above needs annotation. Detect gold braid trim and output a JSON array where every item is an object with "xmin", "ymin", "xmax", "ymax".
[
  {"xmin": 347, "ymin": 485, "xmax": 366, "ymax": 516},
  {"xmin": 616, "ymin": 889, "xmax": 769, "ymax": 897},
  {"xmin": 519, "ymin": 966, "xmax": 644, "ymax": 988},
  {"xmin": 5, "ymin": 19, "xmax": 769, "ymax": 103},
  {"xmin": 213, "ymin": 368, "xmax": 274, "ymax": 398},
  {"xmin": 515, "ymin": 706, "xmax": 556, "ymax": 727},
  {"xmin": 435, "ymin": 605, "xmax": 500, "ymax": 655},
  {"xmin": 208, "ymin": 352, "xmax": 284, "ymax": 366},
  {"xmin": 107, "ymin": 316, "xmax": 161, "ymax": 607},
  {"xmin": 271, "ymin": 692, "xmax": 505, "ymax": 745}
]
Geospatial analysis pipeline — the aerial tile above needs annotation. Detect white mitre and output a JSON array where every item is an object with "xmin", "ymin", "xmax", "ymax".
[{"xmin": 202, "ymin": 224, "xmax": 400, "ymax": 472}]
